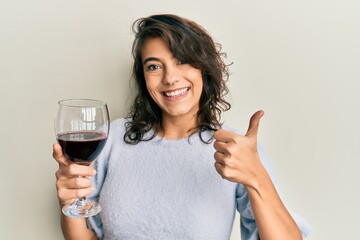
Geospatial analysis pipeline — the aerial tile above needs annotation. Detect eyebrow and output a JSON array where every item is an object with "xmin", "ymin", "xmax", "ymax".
[{"xmin": 143, "ymin": 57, "xmax": 160, "ymax": 65}]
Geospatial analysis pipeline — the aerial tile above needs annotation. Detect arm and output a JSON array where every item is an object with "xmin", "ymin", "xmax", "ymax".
[
  {"xmin": 245, "ymin": 162, "xmax": 301, "ymax": 239},
  {"xmin": 60, "ymin": 215, "xmax": 97, "ymax": 240},
  {"xmin": 53, "ymin": 143, "xmax": 98, "ymax": 240},
  {"xmin": 214, "ymin": 111, "xmax": 302, "ymax": 240}
]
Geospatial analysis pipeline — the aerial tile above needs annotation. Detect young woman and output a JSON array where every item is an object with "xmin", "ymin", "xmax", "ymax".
[{"xmin": 53, "ymin": 14, "xmax": 310, "ymax": 239}]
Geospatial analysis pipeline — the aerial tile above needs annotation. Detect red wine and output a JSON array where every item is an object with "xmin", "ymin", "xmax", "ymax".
[{"xmin": 57, "ymin": 131, "xmax": 108, "ymax": 165}]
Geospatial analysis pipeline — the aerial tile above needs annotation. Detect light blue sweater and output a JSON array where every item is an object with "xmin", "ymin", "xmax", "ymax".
[{"xmin": 88, "ymin": 118, "xmax": 310, "ymax": 239}]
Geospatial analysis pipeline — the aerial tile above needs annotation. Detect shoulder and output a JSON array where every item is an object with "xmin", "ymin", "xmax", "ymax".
[
  {"xmin": 110, "ymin": 118, "xmax": 128, "ymax": 129},
  {"xmin": 108, "ymin": 118, "xmax": 129, "ymax": 136},
  {"xmin": 102, "ymin": 118, "xmax": 128, "ymax": 148}
]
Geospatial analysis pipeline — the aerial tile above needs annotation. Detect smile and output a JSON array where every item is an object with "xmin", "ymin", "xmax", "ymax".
[{"xmin": 162, "ymin": 87, "xmax": 190, "ymax": 98}]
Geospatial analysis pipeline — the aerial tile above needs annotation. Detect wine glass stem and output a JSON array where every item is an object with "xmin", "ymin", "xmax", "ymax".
[{"xmin": 76, "ymin": 197, "xmax": 87, "ymax": 207}]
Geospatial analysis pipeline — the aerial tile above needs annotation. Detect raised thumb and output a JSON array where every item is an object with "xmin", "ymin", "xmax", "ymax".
[{"xmin": 245, "ymin": 110, "xmax": 264, "ymax": 138}]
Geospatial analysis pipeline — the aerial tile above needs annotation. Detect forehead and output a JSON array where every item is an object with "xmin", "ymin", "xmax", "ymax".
[{"xmin": 141, "ymin": 38, "xmax": 173, "ymax": 60}]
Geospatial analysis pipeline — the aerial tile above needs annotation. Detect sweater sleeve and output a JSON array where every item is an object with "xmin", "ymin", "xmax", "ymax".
[{"xmin": 236, "ymin": 144, "xmax": 311, "ymax": 239}]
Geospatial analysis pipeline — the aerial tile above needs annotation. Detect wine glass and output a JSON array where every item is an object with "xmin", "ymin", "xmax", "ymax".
[{"xmin": 55, "ymin": 99, "xmax": 110, "ymax": 218}]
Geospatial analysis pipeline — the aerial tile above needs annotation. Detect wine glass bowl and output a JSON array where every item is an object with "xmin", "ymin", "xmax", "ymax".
[{"xmin": 55, "ymin": 99, "xmax": 109, "ymax": 218}]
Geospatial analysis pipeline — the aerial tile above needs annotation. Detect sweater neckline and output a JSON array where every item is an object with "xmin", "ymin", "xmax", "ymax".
[{"xmin": 148, "ymin": 130, "xmax": 214, "ymax": 147}]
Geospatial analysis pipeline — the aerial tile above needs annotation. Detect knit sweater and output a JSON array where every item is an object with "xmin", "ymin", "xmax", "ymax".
[{"xmin": 88, "ymin": 118, "xmax": 310, "ymax": 239}]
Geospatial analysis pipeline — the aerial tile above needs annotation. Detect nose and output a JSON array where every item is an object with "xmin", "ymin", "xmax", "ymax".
[{"xmin": 162, "ymin": 66, "xmax": 180, "ymax": 86}]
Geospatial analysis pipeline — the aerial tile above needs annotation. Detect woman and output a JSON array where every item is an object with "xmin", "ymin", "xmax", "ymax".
[{"xmin": 53, "ymin": 14, "xmax": 310, "ymax": 239}]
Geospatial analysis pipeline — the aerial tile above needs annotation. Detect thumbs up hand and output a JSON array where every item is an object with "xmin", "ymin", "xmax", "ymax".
[{"xmin": 213, "ymin": 110, "xmax": 265, "ymax": 187}]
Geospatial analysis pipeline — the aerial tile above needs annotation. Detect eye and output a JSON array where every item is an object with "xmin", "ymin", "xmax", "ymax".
[{"xmin": 146, "ymin": 64, "xmax": 161, "ymax": 71}]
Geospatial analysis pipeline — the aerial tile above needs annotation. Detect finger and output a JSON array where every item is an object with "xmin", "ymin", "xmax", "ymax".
[
  {"xmin": 57, "ymin": 186, "xmax": 94, "ymax": 201},
  {"xmin": 60, "ymin": 164, "xmax": 97, "ymax": 178},
  {"xmin": 245, "ymin": 110, "xmax": 264, "ymax": 138},
  {"xmin": 214, "ymin": 129, "xmax": 237, "ymax": 143},
  {"xmin": 214, "ymin": 151, "xmax": 226, "ymax": 165},
  {"xmin": 53, "ymin": 143, "xmax": 71, "ymax": 166},
  {"xmin": 214, "ymin": 161, "xmax": 225, "ymax": 177},
  {"xmin": 213, "ymin": 140, "xmax": 228, "ymax": 152},
  {"xmin": 57, "ymin": 176, "xmax": 93, "ymax": 190}
]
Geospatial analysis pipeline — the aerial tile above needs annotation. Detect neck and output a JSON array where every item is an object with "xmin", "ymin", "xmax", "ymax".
[{"xmin": 160, "ymin": 114, "xmax": 198, "ymax": 140}]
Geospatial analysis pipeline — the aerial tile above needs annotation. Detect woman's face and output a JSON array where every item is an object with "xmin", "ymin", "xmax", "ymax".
[{"xmin": 141, "ymin": 38, "xmax": 203, "ymax": 120}]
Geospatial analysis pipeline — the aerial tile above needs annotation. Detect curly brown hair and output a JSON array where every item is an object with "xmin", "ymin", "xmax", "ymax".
[{"xmin": 124, "ymin": 14, "xmax": 231, "ymax": 144}]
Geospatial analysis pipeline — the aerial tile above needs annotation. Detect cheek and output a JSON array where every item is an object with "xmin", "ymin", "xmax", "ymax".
[
  {"xmin": 144, "ymin": 76, "xmax": 155, "ymax": 91},
  {"xmin": 190, "ymin": 71, "xmax": 203, "ymax": 95},
  {"xmin": 145, "ymin": 73, "xmax": 162, "ymax": 89},
  {"xmin": 145, "ymin": 80, "xmax": 161, "ymax": 101}
]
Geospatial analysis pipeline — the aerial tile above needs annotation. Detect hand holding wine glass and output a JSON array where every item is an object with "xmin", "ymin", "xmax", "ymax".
[
  {"xmin": 54, "ymin": 99, "xmax": 109, "ymax": 218},
  {"xmin": 53, "ymin": 144, "xmax": 96, "ymax": 206}
]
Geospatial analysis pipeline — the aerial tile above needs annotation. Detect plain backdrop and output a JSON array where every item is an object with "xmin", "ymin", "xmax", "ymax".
[{"xmin": 1, "ymin": 0, "xmax": 359, "ymax": 239}]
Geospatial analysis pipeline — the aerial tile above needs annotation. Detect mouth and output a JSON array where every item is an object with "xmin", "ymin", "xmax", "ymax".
[{"xmin": 162, "ymin": 87, "xmax": 190, "ymax": 98}]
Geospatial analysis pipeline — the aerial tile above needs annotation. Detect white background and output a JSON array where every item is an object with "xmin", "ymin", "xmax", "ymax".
[{"xmin": 1, "ymin": 0, "xmax": 359, "ymax": 239}]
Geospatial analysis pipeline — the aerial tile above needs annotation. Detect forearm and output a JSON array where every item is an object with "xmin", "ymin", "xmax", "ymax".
[
  {"xmin": 246, "ymin": 167, "xmax": 302, "ymax": 240},
  {"xmin": 61, "ymin": 214, "xmax": 97, "ymax": 240}
]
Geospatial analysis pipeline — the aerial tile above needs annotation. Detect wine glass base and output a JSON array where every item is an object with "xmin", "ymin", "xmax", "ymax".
[{"xmin": 62, "ymin": 200, "xmax": 101, "ymax": 218}]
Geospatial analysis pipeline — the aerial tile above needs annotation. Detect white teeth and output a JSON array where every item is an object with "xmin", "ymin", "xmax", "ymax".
[{"xmin": 164, "ymin": 88, "xmax": 188, "ymax": 97}]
